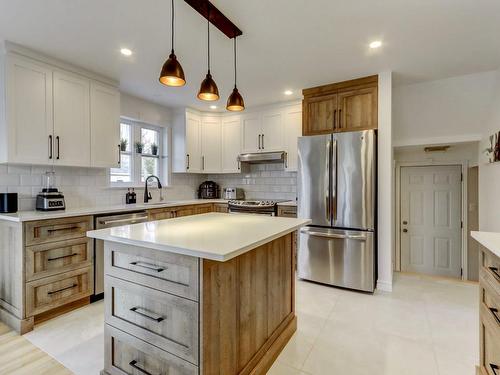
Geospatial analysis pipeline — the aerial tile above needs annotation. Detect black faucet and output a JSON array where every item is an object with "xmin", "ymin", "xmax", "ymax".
[{"xmin": 144, "ymin": 175, "xmax": 163, "ymax": 203}]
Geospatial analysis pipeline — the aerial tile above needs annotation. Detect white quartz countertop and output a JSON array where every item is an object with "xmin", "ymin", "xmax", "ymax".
[
  {"xmin": 87, "ymin": 213, "xmax": 311, "ymax": 262},
  {"xmin": 472, "ymin": 231, "xmax": 500, "ymax": 259},
  {"xmin": 0, "ymin": 199, "xmax": 228, "ymax": 222}
]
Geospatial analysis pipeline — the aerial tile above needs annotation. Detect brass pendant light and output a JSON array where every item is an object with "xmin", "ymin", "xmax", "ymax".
[
  {"xmin": 197, "ymin": 5, "xmax": 219, "ymax": 101},
  {"xmin": 226, "ymin": 36, "xmax": 245, "ymax": 111},
  {"xmin": 159, "ymin": 0, "xmax": 186, "ymax": 87}
]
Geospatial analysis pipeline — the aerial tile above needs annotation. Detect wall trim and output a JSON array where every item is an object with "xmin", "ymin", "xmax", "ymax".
[
  {"xmin": 393, "ymin": 134, "xmax": 482, "ymax": 148},
  {"xmin": 376, "ymin": 280, "xmax": 393, "ymax": 292}
]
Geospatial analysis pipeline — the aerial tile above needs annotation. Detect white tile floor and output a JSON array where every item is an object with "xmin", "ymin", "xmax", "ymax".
[{"xmin": 24, "ymin": 273, "xmax": 479, "ymax": 375}]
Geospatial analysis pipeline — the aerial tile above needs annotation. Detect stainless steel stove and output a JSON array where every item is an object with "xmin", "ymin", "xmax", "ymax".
[{"xmin": 228, "ymin": 199, "xmax": 284, "ymax": 216}]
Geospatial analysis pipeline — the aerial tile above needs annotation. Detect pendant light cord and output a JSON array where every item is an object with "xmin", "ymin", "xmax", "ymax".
[
  {"xmin": 234, "ymin": 37, "xmax": 237, "ymax": 88},
  {"xmin": 171, "ymin": 0, "xmax": 175, "ymax": 53},
  {"xmin": 207, "ymin": 4, "xmax": 211, "ymax": 72}
]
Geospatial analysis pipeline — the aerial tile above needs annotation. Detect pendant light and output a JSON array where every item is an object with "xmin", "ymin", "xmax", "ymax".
[
  {"xmin": 226, "ymin": 36, "xmax": 245, "ymax": 111},
  {"xmin": 159, "ymin": 0, "xmax": 186, "ymax": 87},
  {"xmin": 197, "ymin": 5, "xmax": 219, "ymax": 101}
]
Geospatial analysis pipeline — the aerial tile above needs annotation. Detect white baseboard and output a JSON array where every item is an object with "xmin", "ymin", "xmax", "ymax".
[{"xmin": 376, "ymin": 279, "xmax": 393, "ymax": 292}]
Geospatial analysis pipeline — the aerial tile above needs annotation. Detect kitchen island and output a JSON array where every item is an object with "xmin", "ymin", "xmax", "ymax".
[{"xmin": 87, "ymin": 212, "xmax": 310, "ymax": 375}]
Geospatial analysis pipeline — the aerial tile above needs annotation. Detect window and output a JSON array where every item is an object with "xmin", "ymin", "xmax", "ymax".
[{"xmin": 110, "ymin": 120, "xmax": 165, "ymax": 186}]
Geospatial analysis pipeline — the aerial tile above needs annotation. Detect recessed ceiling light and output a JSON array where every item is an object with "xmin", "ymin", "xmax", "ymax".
[
  {"xmin": 369, "ymin": 40, "xmax": 382, "ymax": 49},
  {"xmin": 210, "ymin": 105, "xmax": 217, "ymax": 109},
  {"xmin": 284, "ymin": 90, "xmax": 293, "ymax": 96},
  {"xmin": 120, "ymin": 48, "xmax": 132, "ymax": 56}
]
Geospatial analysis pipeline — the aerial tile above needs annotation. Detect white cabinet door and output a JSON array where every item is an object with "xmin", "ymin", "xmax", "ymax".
[
  {"xmin": 241, "ymin": 114, "xmax": 261, "ymax": 153},
  {"xmin": 261, "ymin": 111, "xmax": 283, "ymax": 152},
  {"xmin": 90, "ymin": 82, "xmax": 120, "ymax": 168},
  {"xmin": 53, "ymin": 70, "xmax": 90, "ymax": 167},
  {"xmin": 221, "ymin": 116, "xmax": 241, "ymax": 173},
  {"xmin": 6, "ymin": 56, "xmax": 53, "ymax": 164},
  {"xmin": 283, "ymin": 104, "xmax": 302, "ymax": 171},
  {"xmin": 185, "ymin": 114, "xmax": 202, "ymax": 173},
  {"xmin": 201, "ymin": 117, "xmax": 222, "ymax": 173}
]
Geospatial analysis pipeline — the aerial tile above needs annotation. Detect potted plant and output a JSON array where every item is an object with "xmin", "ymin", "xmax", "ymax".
[
  {"xmin": 120, "ymin": 138, "xmax": 128, "ymax": 152},
  {"xmin": 151, "ymin": 142, "xmax": 159, "ymax": 156},
  {"xmin": 135, "ymin": 141, "xmax": 144, "ymax": 154}
]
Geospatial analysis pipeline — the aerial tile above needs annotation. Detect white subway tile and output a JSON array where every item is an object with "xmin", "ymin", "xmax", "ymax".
[{"xmin": 0, "ymin": 174, "xmax": 20, "ymax": 186}]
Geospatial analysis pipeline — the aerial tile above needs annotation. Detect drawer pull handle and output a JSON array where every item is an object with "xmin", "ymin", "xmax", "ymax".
[
  {"xmin": 47, "ymin": 226, "xmax": 80, "ymax": 233},
  {"xmin": 491, "ymin": 364, "xmax": 499, "ymax": 375},
  {"xmin": 130, "ymin": 306, "xmax": 165, "ymax": 323},
  {"xmin": 48, "ymin": 253, "xmax": 78, "ymax": 262},
  {"xmin": 490, "ymin": 307, "xmax": 500, "ymax": 325},
  {"xmin": 129, "ymin": 261, "xmax": 165, "ymax": 272},
  {"xmin": 129, "ymin": 360, "xmax": 154, "ymax": 375},
  {"xmin": 489, "ymin": 267, "xmax": 500, "ymax": 279},
  {"xmin": 47, "ymin": 283, "xmax": 78, "ymax": 295}
]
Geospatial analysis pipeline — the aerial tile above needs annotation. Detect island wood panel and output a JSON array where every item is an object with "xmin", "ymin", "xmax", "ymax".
[{"xmin": 202, "ymin": 233, "xmax": 295, "ymax": 375}]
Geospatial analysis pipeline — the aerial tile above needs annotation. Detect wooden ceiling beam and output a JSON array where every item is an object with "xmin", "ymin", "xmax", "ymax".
[{"xmin": 184, "ymin": 0, "xmax": 243, "ymax": 39}]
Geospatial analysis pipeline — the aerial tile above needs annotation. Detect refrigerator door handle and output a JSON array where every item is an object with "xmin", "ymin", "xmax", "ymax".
[
  {"xmin": 300, "ymin": 228, "xmax": 367, "ymax": 241},
  {"xmin": 332, "ymin": 138, "xmax": 338, "ymax": 223},
  {"xmin": 325, "ymin": 139, "xmax": 331, "ymax": 222}
]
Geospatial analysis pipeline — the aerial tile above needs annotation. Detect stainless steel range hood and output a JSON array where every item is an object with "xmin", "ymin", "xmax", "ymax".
[{"xmin": 238, "ymin": 151, "xmax": 286, "ymax": 164}]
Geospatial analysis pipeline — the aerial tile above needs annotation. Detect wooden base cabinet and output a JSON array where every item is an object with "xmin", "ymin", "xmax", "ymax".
[{"xmin": 102, "ymin": 233, "xmax": 295, "ymax": 375}]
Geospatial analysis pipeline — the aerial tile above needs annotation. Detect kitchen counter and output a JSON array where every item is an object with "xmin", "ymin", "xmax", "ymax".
[
  {"xmin": 472, "ymin": 231, "xmax": 500, "ymax": 258},
  {"xmin": 0, "ymin": 199, "xmax": 228, "ymax": 222},
  {"xmin": 87, "ymin": 212, "xmax": 310, "ymax": 261}
]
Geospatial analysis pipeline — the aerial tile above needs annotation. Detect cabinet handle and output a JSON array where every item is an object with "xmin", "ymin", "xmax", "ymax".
[
  {"xmin": 237, "ymin": 157, "xmax": 241, "ymax": 170},
  {"xmin": 56, "ymin": 136, "xmax": 60, "ymax": 160},
  {"xmin": 129, "ymin": 261, "xmax": 166, "ymax": 272},
  {"xmin": 47, "ymin": 226, "xmax": 80, "ymax": 233},
  {"xmin": 489, "ymin": 267, "xmax": 500, "ymax": 280},
  {"xmin": 48, "ymin": 135, "xmax": 53, "ymax": 159},
  {"xmin": 338, "ymin": 109, "xmax": 342, "ymax": 129},
  {"xmin": 47, "ymin": 283, "xmax": 78, "ymax": 295},
  {"xmin": 117, "ymin": 145, "xmax": 121, "ymax": 165},
  {"xmin": 491, "ymin": 364, "xmax": 499, "ymax": 375},
  {"xmin": 284, "ymin": 152, "xmax": 288, "ymax": 168},
  {"xmin": 202, "ymin": 156, "xmax": 205, "ymax": 170},
  {"xmin": 262, "ymin": 134, "xmax": 265, "ymax": 149},
  {"xmin": 258, "ymin": 134, "xmax": 261, "ymax": 150},
  {"xmin": 130, "ymin": 306, "xmax": 165, "ymax": 323},
  {"xmin": 129, "ymin": 360, "xmax": 154, "ymax": 375},
  {"xmin": 186, "ymin": 154, "xmax": 190, "ymax": 170},
  {"xmin": 333, "ymin": 109, "xmax": 337, "ymax": 129},
  {"xmin": 48, "ymin": 253, "xmax": 78, "ymax": 262},
  {"xmin": 490, "ymin": 307, "xmax": 500, "ymax": 325}
]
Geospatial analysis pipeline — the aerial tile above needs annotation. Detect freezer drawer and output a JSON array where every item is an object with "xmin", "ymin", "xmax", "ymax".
[{"xmin": 298, "ymin": 227, "xmax": 375, "ymax": 292}]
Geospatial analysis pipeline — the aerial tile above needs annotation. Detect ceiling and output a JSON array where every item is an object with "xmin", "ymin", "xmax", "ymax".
[{"xmin": 0, "ymin": 0, "xmax": 499, "ymax": 111}]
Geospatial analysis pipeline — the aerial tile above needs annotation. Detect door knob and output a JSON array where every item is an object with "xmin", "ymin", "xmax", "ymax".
[
  {"xmin": 402, "ymin": 229, "xmax": 408, "ymax": 233},
  {"xmin": 402, "ymin": 221, "xmax": 408, "ymax": 225}
]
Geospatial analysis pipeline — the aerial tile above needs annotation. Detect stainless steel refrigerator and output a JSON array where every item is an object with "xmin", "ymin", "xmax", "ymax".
[{"xmin": 297, "ymin": 130, "xmax": 376, "ymax": 292}]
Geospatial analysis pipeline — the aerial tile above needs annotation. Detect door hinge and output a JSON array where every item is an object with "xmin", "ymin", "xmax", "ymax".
[
  {"xmin": 461, "ymin": 173, "xmax": 463, "ymax": 181},
  {"xmin": 461, "ymin": 221, "xmax": 463, "ymax": 229},
  {"xmin": 461, "ymin": 268, "xmax": 463, "ymax": 277}
]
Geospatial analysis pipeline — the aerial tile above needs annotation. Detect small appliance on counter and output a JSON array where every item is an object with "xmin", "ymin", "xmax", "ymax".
[
  {"xmin": 0, "ymin": 193, "xmax": 18, "ymax": 213},
  {"xmin": 198, "ymin": 181, "xmax": 220, "ymax": 199},
  {"xmin": 36, "ymin": 171, "xmax": 65, "ymax": 211},
  {"xmin": 125, "ymin": 188, "xmax": 137, "ymax": 204},
  {"xmin": 223, "ymin": 187, "xmax": 244, "ymax": 200}
]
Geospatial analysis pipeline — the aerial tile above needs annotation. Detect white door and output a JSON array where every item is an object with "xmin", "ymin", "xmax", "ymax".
[
  {"xmin": 221, "ymin": 116, "xmax": 241, "ymax": 173},
  {"xmin": 400, "ymin": 165, "xmax": 462, "ymax": 278},
  {"xmin": 90, "ymin": 82, "xmax": 120, "ymax": 168},
  {"xmin": 261, "ymin": 111, "xmax": 283, "ymax": 152},
  {"xmin": 53, "ymin": 70, "xmax": 90, "ymax": 167},
  {"xmin": 283, "ymin": 104, "xmax": 302, "ymax": 171},
  {"xmin": 201, "ymin": 117, "xmax": 222, "ymax": 173},
  {"xmin": 6, "ymin": 55, "xmax": 53, "ymax": 164},
  {"xmin": 185, "ymin": 114, "xmax": 202, "ymax": 173},
  {"xmin": 241, "ymin": 114, "xmax": 261, "ymax": 153}
]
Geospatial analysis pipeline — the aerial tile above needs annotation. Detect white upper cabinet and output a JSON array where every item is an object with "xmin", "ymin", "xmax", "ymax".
[
  {"xmin": 283, "ymin": 104, "xmax": 302, "ymax": 171},
  {"xmin": 261, "ymin": 110, "xmax": 283, "ymax": 152},
  {"xmin": 222, "ymin": 116, "xmax": 242, "ymax": 173},
  {"xmin": 53, "ymin": 70, "xmax": 90, "ymax": 167},
  {"xmin": 90, "ymin": 82, "xmax": 120, "ymax": 168},
  {"xmin": 3, "ymin": 55, "xmax": 53, "ymax": 164},
  {"xmin": 185, "ymin": 113, "xmax": 202, "ymax": 173},
  {"xmin": 201, "ymin": 117, "xmax": 222, "ymax": 173},
  {"xmin": 241, "ymin": 113, "xmax": 262, "ymax": 153}
]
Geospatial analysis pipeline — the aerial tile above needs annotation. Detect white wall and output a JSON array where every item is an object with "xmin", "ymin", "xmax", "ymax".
[
  {"xmin": 394, "ymin": 142, "xmax": 479, "ymax": 165},
  {"xmin": 121, "ymin": 92, "xmax": 172, "ymax": 127},
  {"xmin": 393, "ymin": 71, "xmax": 497, "ymax": 147},
  {"xmin": 378, "ymin": 71, "xmax": 394, "ymax": 292},
  {"xmin": 479, "ymin": 69, "xmax": 500, "ymax": 232}
]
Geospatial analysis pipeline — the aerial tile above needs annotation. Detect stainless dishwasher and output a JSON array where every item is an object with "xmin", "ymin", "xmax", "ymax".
[{"xmin": 92, "ymin": 211, "xmax": 149, "ymax": 301}]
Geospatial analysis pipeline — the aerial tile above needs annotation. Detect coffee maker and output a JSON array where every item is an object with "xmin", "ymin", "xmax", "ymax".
[{"xmin": 36, "ymin": 171, "xmax": 66, "ymax": 211}]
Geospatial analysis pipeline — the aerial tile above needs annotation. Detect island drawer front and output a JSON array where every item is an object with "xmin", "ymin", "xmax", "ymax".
[
  {"xmin": 482, "ymin": 249, "xmax": 500, "ymax": 290},
  {"xmin": 25, "ymin": 238, "xmax": 93, "ymax": 282},
  {"xmin": 105, "ymin": 242, "xmax": 199, "ymax": 301},
  {"xmin": 26, "ymin": 266, "xmax": 93, "ymax": 317},
  {"xmin": 25, "ymin": 216, "xmax": 93, "ymax": 246},
  {"xmin": 105, "ymin": 275, "xmax": 199, "ymax": 365},
  {"xmin": 104, "ymin": 324, "xmax": 198, "ymax": 375}
]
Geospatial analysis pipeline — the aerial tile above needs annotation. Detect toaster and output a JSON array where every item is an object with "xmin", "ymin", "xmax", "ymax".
[{"xmin": 223, "ymin": 187, "xmax": 244, "ymax": 200}]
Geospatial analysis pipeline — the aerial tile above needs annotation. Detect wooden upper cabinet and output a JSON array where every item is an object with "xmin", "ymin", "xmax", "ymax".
[
  {"xmin": 302, "ymin": 75, "xmax": 378, "ymax": 136},
  {"xmin": 337, "ymin": 86, "xmax": 377, "ymax": 132},
  {"xmin": 302, "ymin": 93, "xmax": 337, "ymax": 135}
]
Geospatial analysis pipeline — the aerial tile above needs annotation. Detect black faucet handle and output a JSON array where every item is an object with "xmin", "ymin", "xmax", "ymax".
[{"xmin": 148, "ymin": 192, "xmax": 152, "ymax": 199}]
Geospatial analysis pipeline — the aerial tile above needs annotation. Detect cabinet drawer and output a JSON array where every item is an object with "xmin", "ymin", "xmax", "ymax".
[
  {"xmin": 481, "ymin": 249, "xmax": 500, "ymax": 295},
  {"xmin": 26, "ymin": 266, "xmax": 93, "ymax": 316},
  {"xmin": 104, "ymin": 324, "xmax": 198, "ymax": 375},
  {"xmin": 26, "ymin": 238, "xmax": 93, "ymax": 281},
  {"xmin": 278, "ymin": 206, "xmax": 297, "ymax": 218},
  {"xmin": 105, "ymin": 276, "xmax": 198, "ymax": 364},
  {"xmin": 25, "ymin": 216, "xmax": 92, "ymax": 246},
  {"xmin": 105, "ymin": 242, "xmax": 199, "ymax": 301},
  {"xmin": 482, "ymin": 319, "xmax": 500, "ymax": 375}
]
